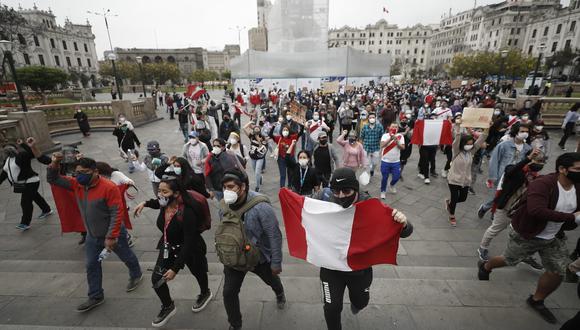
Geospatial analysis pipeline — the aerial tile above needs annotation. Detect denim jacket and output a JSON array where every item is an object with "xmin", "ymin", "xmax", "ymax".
[{"xmin": 488, "ymin": 140, "xmax": 532, "ymax": 183}]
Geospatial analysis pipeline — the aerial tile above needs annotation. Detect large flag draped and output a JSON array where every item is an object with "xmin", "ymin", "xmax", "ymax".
[
  {"xmin": 185, "ymin": 84, "xmax": 206, "ymax": 100},
  {"xmin": 279, "ymin": 188, "xmax": 402, "ymax": 271},
  {"xmin": 411, "ymin": 119, "xmax": 453, "ymax": 146}
]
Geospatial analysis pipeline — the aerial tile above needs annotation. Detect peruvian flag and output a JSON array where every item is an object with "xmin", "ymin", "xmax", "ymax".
[
  {"xmin": 185, "ymin": 84, "xmax": 206, "ymax": 100},
  {"xmin": 279, "ymin": 188, "xmax": 403, "ymax": 271},
  {"xmin": 411, "ymin": 119, "xmax": 453, "ymax": 146}
]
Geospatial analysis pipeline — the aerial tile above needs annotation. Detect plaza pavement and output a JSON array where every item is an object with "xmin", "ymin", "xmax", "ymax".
[{"xmin": 0, "ymin": 91, "xmax": 578, "ymax": 329}]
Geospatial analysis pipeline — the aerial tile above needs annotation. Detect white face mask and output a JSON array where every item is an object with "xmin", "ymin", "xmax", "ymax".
[
  {"xmin": 223, "ymin": 189, "xmax": 239, "ymax": 205},
  {"xmin": 119, "ymin": 118, "xmax": 126, "ymax": 124},
  {"xmin": 369, "ymin": 118, "xmax": 376, "ymax": 124},
  {"xmin": 535, "ymin": 126, "xmax": 543, "ymax": 131},
  {"xmin": 229, "ymin": 138, "xmax": 238, "ymax": 145},
  {"xmin": 298, "ymin": 159, "xmax": 309, "ymax": 167},
  {"xmin": 463, "ymin": 145, "xmax": 474, "ymax": 151},
  {"xmin": 405, "ymin": 114, "xmax": 412, "ymax": 119},
  {"xmin": 173, "ymin": 167, "xmax": 182, "ymax": 175},
  {"xmin": 494, "ymin": 110, "xmax": 501, "ymax": 115},
  {"xmin": 282, "ymin": 130, "xmax": 289, "ymax": 137},
  {"xmin": 212, "ymin": 146, "xmax": 222, "ymax": 155},
  {"xmin": 521, "ymin": 116, "xmax": 529, "ymax": 121},
  {"xmin": 158, "ymin": 194, "xmax": 169, "ymax": 207},
  {"xmin": 313, "ymin": 115, "xmax": 320, "ymax": 121},
  {"xmin": 286, "ymin": 115, "xmax": 292, "ymax": 121},
  {"xmin": 190, "ymin": 138, "xmax": 198, "ymax": 145},
  {"xmin": 517, "ymin": 132, "xmax": 529, "ymax": 140}
]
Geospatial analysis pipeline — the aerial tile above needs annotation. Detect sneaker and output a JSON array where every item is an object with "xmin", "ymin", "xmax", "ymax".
[
  {"xmin": 477, "ymin": 247, "xmax": 489, "ymax": 261},
  {"xmin": 477, "ymin": 204, "xmax": 487, "ymax": 219},
  {"xmin": 424, "ymin": 178, "xmax": 431, "ymax": 184},
  {"xmin": 126, "ymin": 274, "xmax": 143, "ymax": 292},
  {"xmin": 441, "ymin": 170, "xmax": 448, "ymax": 178},
  {"xmin": 418, "ymin": 173, "xmax": 425, "ymax": 180},
  {"xmin": 228, "ymin": 326, "xmax": 242, "ymax": 330},
  {"xmin": 388, "ymin": 185, "xmax": 397, "ymax": 194},
  {"xmin": 350, "ymin": 303, "xmax": 361, "ymax": 315},
  {"xmin": 15, "ymin": 224, "xmax": 30, "ymax": 231},
  {"xmin": 559, "ymin": 144, "xmax": 567, "ymax": 151},
  {"xmin": 380, "ymin": 192, "xmax": 386, "ymax": 200},
  {"xmin": 521, "ymin": 257, "xmax": 544, "ymax": 271},
  {"xmin": 37, "ymin": 210, "xmax": 54, "ymax": 219},
  {"xmin": 276, "ymin": 292, "xmax": 286, "ymax": 310},
  {"xmin": 191, "ymin": 290, "xmax": 213, "ymax": 313},
  {"xmin": 152, "ymin": 303, "xmax": 177, "ymax": 328},
  {"xmin": 127, "ymin": 233, "xmax": 135, "ymax": 248},
  {"xmin": 477, "ymin": 260, "xmax": 491, "ymax": 281},
  {"xmin": 78, "ymin": 234, "xmax": 86, "ymax": 245},
  {"xmin": 430, "ymin": 172, "xmax": 439, "ymax": 178},
  {"xmin": 526, "ymin": 295, "xmax": 557, "ymax": 324},
  {"xmin": 449, "ymin": 216, "xmax": 457, "ymax": 227},
  {"xmin": 468, "ymin": 187, "xmax": 476, "ymax": 195},
  {"xmin": 76, "ymin": 297, "xmax": 104, "ymax": 312}
]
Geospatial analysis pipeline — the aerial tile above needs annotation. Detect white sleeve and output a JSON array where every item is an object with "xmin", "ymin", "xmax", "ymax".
[
  {"xmin": 380, "ymin": 133, "xmax": 389, "ymax": 142},
  {"xmin": 110, "ymin": 171, "xmax": 134, "ymax": 185}
]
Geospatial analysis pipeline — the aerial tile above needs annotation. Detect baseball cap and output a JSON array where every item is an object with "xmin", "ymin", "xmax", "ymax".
[
  {"xmin": 330, "ymin": 167, "xmax": 359, "ymax": 192},
  {"xmin": 188, "ymin": 131, "xmax": 199, "ymax": 138}
]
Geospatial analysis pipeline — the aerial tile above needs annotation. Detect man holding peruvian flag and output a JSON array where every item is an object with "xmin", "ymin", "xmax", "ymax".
[{"xmin": 279, "ymin": 167, "xmax": 413, "ymax": 330}]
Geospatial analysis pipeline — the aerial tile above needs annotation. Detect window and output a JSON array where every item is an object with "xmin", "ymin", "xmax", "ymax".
[
  {"xmin": 74, "ymin": 42, "xmax": 78, "ymax": 51},
  {"xmin": 565, "ymin": 39, "xmax": 572, "ymax": 49},
  {"xmin": 543, "ymin": 27, "xmax": 549, "ymax": 36},
  {"xmin": 84, "ymin": 43, "xmax": 89, "ymax": 52},
  {"xmin": 351, "ymin": 33, "xmax": 354, "ymax": 37},
  {"xmin": 378, "ymin": 49, "xmax": 382, "ymax": 54},
  {"xmin": 556, "ymin": 24, "xmax": 562, "ymax": 34},
  {"xmin": 414, "ymin": 48, "xmax": 418, "ymax": 54},
  {"xmin": 528, "ymin": 45, "xmax": 533, "ymax": 54},
  {"xmin": 54, "ymin": 55, "xmax": 60, "ymax": 66},
  {"xmin": 420, "ymin": 58, "xmax": 424, "ymax": 64},
  {"xmin": 62, "ymin": 40, "xmax": 67, "ymax": 50},
  {"xmin": 38, "ymin": 54, "xmax": 45, "ymax": 66},
  {"xmin": 517, "ymin": 28, "xmax": 521, "ymax": 35},
  {"xmin": 571, "ymin": 21, "xmax": 577, "ymax": 32},
  {"xmin": 494, "ymin": 40, "xmax": 497, "ymax": 47},
  {"xmin": 408, "ymin": 40, "xmax": 411, "ymax": 45},
  {"xmin": 489, "ymin": 31, "xmax": 492, "ymax": 37},
  {"xmin": 423, "ymin": 39, "xmax": 426, "ymax": 44},
  {"xmin": 491, "ymin": 19, "xmax": 495, "ymax": 26},
  {"xmin": 380, "ymin": 32, "xmax": 383, "ymax": 37},
  {"xmin": 510, "ymin": 28, "xmax": 514, "ymax": 35},
  {"xmin": 532, "ymin": 29, "xmax": 537, "ymax": 38},
  {"xmin": 498, "ymin": 18, "xmax": 502, "ymax": 24},
  {"xmin": 406, "ymin": 50, "xmax": 410, "ymax": 55},
  {"xmin": 551, "ymin": 42, "xmax": 558, "ymax": 52},
  {"xmin": 508, "ymin": 39, "xmax": 512, "ymax": 46},
  {"xmin": 50, "ymin": 38, "xmax": 55, "ymax": 48},
  {"xmin": 17, "ymin": 34, "xmax": 25, "ymax": 45},
  {"xmin": 514, "ymin": 39, "xmax": 518, "ymax": 46},
  {"xmin": 77, "ymin": 58, "xmax": 82, "ymax": 66},
  {"xmin": 66, "ymin": 56, "xmax": 71, "ymax": 67},
  {"xmin": 351, "ymin": 41, "xmax": 354, "ymax": 45},
  {"xmin": 33, "ymin": 35, "xmax": 39, "ymax": 47},
  {"xmin": 421, "ymin": 49, "xmax": 425, "ymax": 54},
  {"xmin": 23, "ymin": 53, "xmax": 30, "ymax": 65},
  {"xmin": 413, "ymin": 58, "xmax": 417, "ymax": 64},
  {"xmin": 496, "ymin": 30, "xmax": 499, "ymax": 36},
  {"xmin": 379, "ymin": 40, "xmax": 382, "ymax": 45}
]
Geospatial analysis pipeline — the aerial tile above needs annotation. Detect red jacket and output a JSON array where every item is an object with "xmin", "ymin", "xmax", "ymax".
[{"xmin": 512, "ymin": 173, "xmax": 579, "ymax": 239}]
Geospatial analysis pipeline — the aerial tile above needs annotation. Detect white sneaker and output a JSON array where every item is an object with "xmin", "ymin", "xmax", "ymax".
[
  {"xmin": 418, "ymin": 174, "xmax": 425, "ymax": 180},
  {"xmin": 388, "ymin": 185, "xmax": 397, "ymax": 194},
  {"xmin": 441, "ymin": 170, "xmax": 448, "ymax": 178},
  {"xmin": 380, "ymin": 192, "xmax": 386, "ymax": 199},
  {"xmin": 424, "ymin": 178, "xmax": 431, "ymax": 184}
]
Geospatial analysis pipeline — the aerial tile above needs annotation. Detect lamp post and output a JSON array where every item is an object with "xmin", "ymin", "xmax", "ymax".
[
  {"xmin": 107, "ymin": 52, "xmax": 123, "ymax": 100},
  {"xmin": 497, "ymin": 50, "xmax": 509, "ymax": 92},
  {"xmin": 135, "ymin": 56, "xmax": 147, "ymax": 97},
  {"xmin": 529, "ymin": 43, "xmax": 546, "ymax": 95},
  {"xmin": 0, "ymin": 40, "xmax": 28, "ymax": 112}
]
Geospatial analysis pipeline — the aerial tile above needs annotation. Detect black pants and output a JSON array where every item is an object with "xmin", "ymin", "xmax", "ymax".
[
  {"xmin": 559, "ymin": 122, "xmax": 575, "ymax": 147},
  {"xmin": 320, "ymin": 267, "xmax": 372, "ymax": 330},
  {"xmin": 151, "ymin": 241, "xmax": 209, "ymax": 307},
  {"xmin": 20, "ymin": 181, "xmax": 51, "ymax": 226},
  {"xmin": 223, "ymin": 262, "xmax": 284, "ymax": 328},
  {"xmin": 419, "ymin": 146, "xmax": 437, "ymax": 178},
  {"xmin": 448, "ymin": 184, "xmax": 469, "ymax": 215},
  {"xmin": 319, "ymin": 171, "xmax": 332, "ymax": 187},
  {"xmin": 169, "ymin": 106, "xmax": 174, "ymax": 119},
  {"xmin": 562, "ymin": 311, "xmax": 580, "ymax": 330},
  {"xmin": 443, "ymin": 145, "xmax": 452, "ymax": 171},
  {"xmin": 234, "ymin": 112, "xmax": 241, "ymax": 128}
]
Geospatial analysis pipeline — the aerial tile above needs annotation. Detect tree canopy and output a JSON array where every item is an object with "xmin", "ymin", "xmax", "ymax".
[
  {"xmin": 448, "ymin": 51, "xmax": 535, "ymax": 80},
  {"xmin": 99, "ymin": 61, "xmax": 180, "ymax": 85},
  {"xmin": 16, "ymin": 66, "xmax": 69, "ymax": 92}
]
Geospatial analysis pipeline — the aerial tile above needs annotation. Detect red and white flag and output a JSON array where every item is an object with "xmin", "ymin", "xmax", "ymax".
[
  {"xmin": 411, "ymin": 119, "xmax": 453, "ymax": 146},
  {"xmin": 279, "ymin": 188, "xmax": 402, "ymax": 271},
  {"xmin": 185, "ymin": 84, "xmax": 206, "ymax": 100}
]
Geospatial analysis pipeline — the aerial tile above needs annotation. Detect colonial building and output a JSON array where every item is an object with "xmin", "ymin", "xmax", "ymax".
[
  {"xmin": 114, "ymin": 45, "xmax": 240, "ymax": 77},
  {"xmin": 249, "ymin": 27, "xmax": 268, "ymax": 51},
  {"xmin": 328, "ymin": 20, "xmax": 435, "ymax": 72},
  {"xmin": 0, "ymin": 5, "xmax": 99, "ymax": 81}
]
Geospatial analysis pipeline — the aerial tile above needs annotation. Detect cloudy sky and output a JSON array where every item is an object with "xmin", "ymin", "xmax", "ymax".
[{"xmin": 2, "ymin": 0, "xmax": 571, "ymax": 58}]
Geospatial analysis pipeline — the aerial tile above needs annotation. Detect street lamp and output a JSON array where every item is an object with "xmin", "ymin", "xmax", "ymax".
[
  {"xmin": 497, "ymin": 50, "xmax": 509, "ymax": 93},
  {"xmin": 0, "ymin": 40, "xmax": 28, "ymax": 112},
  {"xmin": 135, "ymin": 56, "xmax": 147, "ymax": 97},
  {"xmin": 107, "ymin": 52, "xmax": 123, "ymax": 100},
  {"xmin": 529, "ymin": 43, "xmax": 546, "ymax": 95}
]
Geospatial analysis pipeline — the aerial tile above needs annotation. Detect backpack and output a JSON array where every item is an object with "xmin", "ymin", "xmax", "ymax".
[
  {"xmin": 188, "ymin": 190, "xmax": 212, "ymax": 232},
  {"xmin": 215, "ymin": 195, "xmax": 270, "ymax": 271}
]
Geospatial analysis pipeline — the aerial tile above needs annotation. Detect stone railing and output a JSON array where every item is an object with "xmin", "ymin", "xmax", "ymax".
[
  {"xmin": 499, "ymin": 97, "xmax": 580, "ymax": 127},
  {"xmin": 31, "ymin": 102, "xmax": 116, "ymax": 135}
]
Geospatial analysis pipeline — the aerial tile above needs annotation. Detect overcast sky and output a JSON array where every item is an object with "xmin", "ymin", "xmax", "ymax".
[{"xmin": 2, "ymin": 0, "xmax": 571, "ymax": 59}]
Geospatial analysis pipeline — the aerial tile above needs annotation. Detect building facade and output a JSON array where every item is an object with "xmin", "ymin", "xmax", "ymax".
[
  {"xmin": 249, "ymin": 27, "xmax": 268, "ymax": 51},
  {"xmin": 114, "ymin": 45, "xmax": 240, "ymax": 77},
  {"xmin": 328, "ymin": 20, "xmax": 434, "ymax": 72},
  {"xmin": 1, "ymin": 5, "xmax": 99, "ymax": 81}
]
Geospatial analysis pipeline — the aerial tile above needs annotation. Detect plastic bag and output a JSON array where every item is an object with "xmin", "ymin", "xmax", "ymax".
[{"xmin": 359, "ymin": 171, "xmax": 370, "ymax": 186}]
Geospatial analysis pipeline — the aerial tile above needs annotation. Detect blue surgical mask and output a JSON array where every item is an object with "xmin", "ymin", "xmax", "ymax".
[
  {"xmin": 76, "ymin": 173, "xmax": 93, "ymax": 186},
  {"xmin": 174, "ymin": 167, "xmax": 182, "ymax": 175}
]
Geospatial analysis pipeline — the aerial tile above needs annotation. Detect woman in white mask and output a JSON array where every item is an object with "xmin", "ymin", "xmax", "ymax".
[
  {"xmin": 284, "ymin": 143, "xmax": 320, "ymax": 196},
  {"xmin": 445, "ymin": 118, "xmax": 488, "ymax": 227},
  {"xmin": 226, "ymin": 132, "xmax": 247, "ymax": 168}
]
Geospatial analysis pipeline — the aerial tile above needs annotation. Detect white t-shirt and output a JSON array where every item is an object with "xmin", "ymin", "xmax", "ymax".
[
  {"xmin": 432, "ymin": 107, "xmax": 452, "ymax": 120},
  {"xmin": 380, "ymin": 133, "xmax": 404, "ymax": 163},
  {"xmin": 2, "ymin": 156, "xmax": 39, "ymax": 184},
  {"xmin": 535, "ymin": 182, "xmax": 577, "ymax": 240}
]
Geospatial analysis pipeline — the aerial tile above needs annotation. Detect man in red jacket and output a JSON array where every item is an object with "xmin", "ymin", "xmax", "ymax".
[{"xmin": 478, "ymin": 152, "xmax": 580, "ymax": 324}]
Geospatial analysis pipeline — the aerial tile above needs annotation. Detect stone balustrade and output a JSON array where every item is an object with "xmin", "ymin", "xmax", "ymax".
[{"xmin": 499, "ymin": 96, "xmax": 580, "ymax": 127}]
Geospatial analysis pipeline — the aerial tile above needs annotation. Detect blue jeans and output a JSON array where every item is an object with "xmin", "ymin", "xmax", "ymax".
[
  {"xmin": 277, "ymin": 157, "xmax": 287, "ymax": 188},
  {"xmin": 251, "ymin": 158, "xmax": 265, "ymax": 191},
  {"xmin": 380, "ymin": 161, "xmax": 401, "ymax": 192},
  {"xmin": 85, "ymin": 226, "xmax": 142, "ymax": 299},
  {"xmin": 481, "ymin": 182, "xmax": 498, "ymax": 212}
]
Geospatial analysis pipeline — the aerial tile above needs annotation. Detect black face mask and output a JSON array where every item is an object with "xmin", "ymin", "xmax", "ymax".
[
  {"xmin": 528, "ymin": 164, "xmax": 544, "ymax": 172},
  {"xmin": 319, "ymin": 139, "xmax": 328, "ymax": 145},
  {"xmin": 567, "ymin": 171, "xmax": 580, "ymax": 183},
  {"xmin": 335, "ymin": 193, "xmax": 357, "ymax": 208}
]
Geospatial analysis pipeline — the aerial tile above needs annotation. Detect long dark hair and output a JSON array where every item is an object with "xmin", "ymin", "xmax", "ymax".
[{"xmin": 160, "ymin": 176, "xmax": 195, "ymax": 208}]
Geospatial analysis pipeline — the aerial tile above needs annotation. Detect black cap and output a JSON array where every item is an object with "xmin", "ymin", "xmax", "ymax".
[{"xmin": 330, "ymin": 167, "xmax": 359, "ymax": 191}]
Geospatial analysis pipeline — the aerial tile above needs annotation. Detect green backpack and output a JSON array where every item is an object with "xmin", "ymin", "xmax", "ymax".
[{"xmin": 215, "ymin": 195, "xmax": 270, "ymax": 272}]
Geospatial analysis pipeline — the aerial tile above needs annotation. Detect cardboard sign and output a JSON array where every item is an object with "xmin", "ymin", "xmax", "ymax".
[
  {"xmin": 287, "ymin": 100, "xmax": 307, "ymax": 125},
  {"xmin": 322, "ymin": 81, "xmax": 339, "ymax": 94},
  {"xmin": 450, "ymin": 80, "xmax": 462, "ymax": 89},
  {"xmin": 460, "ymin": 108, "xmax": 494, "ymax": 129}
]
